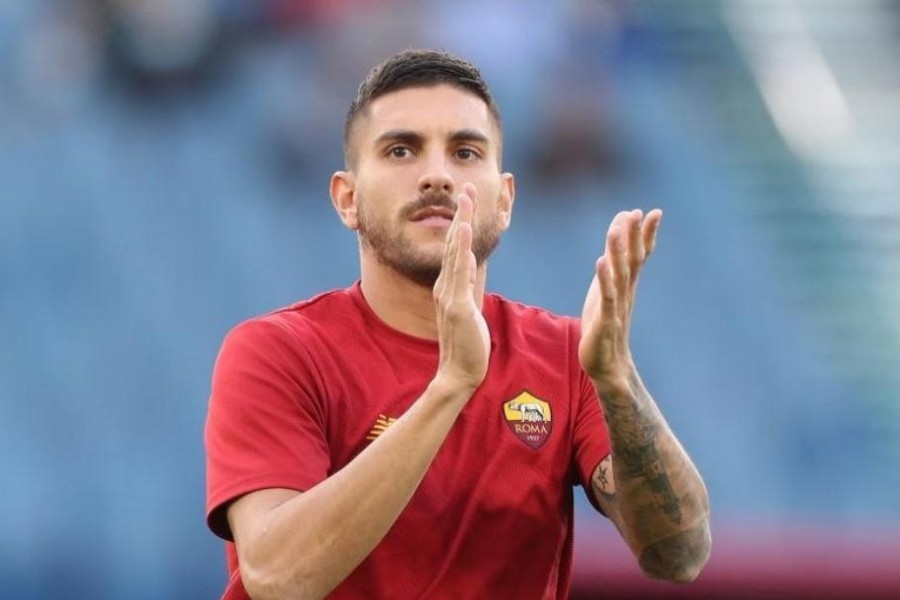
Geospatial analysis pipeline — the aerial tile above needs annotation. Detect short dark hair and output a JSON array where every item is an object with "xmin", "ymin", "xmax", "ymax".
[{"xmin": 343, "ymin": 49, "xmax": 502, "ymax": 168}]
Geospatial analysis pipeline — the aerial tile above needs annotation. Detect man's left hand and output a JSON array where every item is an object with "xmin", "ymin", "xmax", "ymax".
[{"xmin": 578, "ymin": 209, "xmax": 662, "ymax": 393}]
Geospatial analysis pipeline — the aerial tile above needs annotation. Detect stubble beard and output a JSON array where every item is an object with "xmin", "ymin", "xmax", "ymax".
[{"xmin": 357, "ymin": 192, "xmax": 503, "ymax": 288}]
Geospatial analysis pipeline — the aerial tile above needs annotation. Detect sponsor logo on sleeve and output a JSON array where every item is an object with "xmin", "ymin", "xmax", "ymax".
[{"xmin": 366, "ymin": 414, "xmax": 398, "ymax": 442}]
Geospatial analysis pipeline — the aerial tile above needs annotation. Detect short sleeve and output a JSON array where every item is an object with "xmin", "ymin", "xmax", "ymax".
[{"xmin": 205, "ymin": 316, "xmax": 331, "ymax": 541}]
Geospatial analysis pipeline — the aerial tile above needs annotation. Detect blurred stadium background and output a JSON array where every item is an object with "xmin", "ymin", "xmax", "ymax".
[{"xmin": 2, "ymin": 0, "xmax": 899, "ymax": 598}]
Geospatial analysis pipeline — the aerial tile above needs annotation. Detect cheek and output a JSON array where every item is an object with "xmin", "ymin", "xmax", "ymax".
[
  {"xmin": 474, "ymin": 182, "xmax": 503, "ymax": 217},
  {"xmin": 356, "ymin": 189, "xmax": 398, "ymax": 228},
  {"xmin": 367, "ymin": 163, "xmax": 416, "ymax": 187},
  {"xmin": 358, "ymin": 169, "xmax": 412, "ymax": 207}
]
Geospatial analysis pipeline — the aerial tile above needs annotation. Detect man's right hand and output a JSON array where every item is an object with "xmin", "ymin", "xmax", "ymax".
[{"xmin": 432, "ymin": 183, "xmax": 491, "ymax": 394}]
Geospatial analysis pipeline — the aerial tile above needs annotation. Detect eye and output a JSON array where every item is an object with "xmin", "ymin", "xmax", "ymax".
[
  {"xmin": 388, "ymin": 146, "xmax": 413, "ymax": 159},
  {"xmin": 455, "ymin": 148, "xmax": 480, "ymax": 161}
]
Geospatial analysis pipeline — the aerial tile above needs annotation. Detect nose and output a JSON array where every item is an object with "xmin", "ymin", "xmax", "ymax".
[{"xmin": 417, "ymin": 156, "xmax": 454, "ymax": 197}]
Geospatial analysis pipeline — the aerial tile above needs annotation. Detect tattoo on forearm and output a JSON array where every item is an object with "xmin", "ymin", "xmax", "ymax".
[
  {"xmin": 602, "ymin": 375, "xmax": 687, "ymax": 526},
  {"xmin": 618, "ymin": 441, "xmax": 683, "ymax": 524},
  {"xmin": 593, "ymin": 372, "xmax": 711, "ymax": 579}
]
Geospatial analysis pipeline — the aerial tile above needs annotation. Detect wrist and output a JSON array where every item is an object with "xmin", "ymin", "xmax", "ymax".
[
  {"xmin": 590, "ymin": 365, "xmax": 641, "ymax": 403},
  {"xmin": 428, "ymin": 373, "xmax": 478, "ymax": 406}
]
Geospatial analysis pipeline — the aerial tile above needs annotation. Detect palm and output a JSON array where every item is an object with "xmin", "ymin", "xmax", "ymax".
[
  {"xmin": 578, "ymin": 209, "xmax": 662, "ymax": 385},
  {"xmin": 579, "ymin": 274, "xmax": 629, "ymax": 378}
]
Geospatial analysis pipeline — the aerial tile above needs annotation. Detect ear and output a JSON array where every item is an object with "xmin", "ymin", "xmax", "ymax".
[
  {"xmin": 330, "ymin": 171, "xmax": 359, "ymax": 230},
  {"xmin": 497, "ymin": 172, "xmax": 516, "ymax": 231}
]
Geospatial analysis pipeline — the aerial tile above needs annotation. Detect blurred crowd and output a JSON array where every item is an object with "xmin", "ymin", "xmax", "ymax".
[{"xmin": 2, "ymin": 0, "xmax": 632, "ymax": 187}]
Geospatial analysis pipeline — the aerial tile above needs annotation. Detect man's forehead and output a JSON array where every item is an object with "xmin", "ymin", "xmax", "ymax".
[{"xmin": 358, "ymin": 84, "xmax": 498, "ymax": 142}]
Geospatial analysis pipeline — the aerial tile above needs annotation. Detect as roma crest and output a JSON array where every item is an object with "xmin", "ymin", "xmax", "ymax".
[{"xmin": 502, "ymin": 391, "xmax": 552, "ymax": 449}]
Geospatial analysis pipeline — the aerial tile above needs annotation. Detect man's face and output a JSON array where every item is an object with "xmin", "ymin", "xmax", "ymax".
[{"xmin": 344, "ymin": 84, "xmax": 514, "ymax": 287}]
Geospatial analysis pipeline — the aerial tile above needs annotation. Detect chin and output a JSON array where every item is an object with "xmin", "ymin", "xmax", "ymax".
[{"xmin": 397, "ymin": 265, "xmax": 442, "ymax": 288}]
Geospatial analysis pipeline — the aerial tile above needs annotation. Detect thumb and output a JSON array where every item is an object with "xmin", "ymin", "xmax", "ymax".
[{"xmin": 581, "ymin": 268, "xmax": 602, "ymax": 328}]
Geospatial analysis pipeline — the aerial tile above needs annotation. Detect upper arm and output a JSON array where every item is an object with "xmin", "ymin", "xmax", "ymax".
[
  {"xmin": 205, "ymin": 318, "xmax": 331, "ymax": 540},
  {"xmin": 228, "ymin": 488, "xmax": 302, "ymax": 563},
  {"xmin": 589, "ymin": 455, "xmax": 619, "ymax": 522}
]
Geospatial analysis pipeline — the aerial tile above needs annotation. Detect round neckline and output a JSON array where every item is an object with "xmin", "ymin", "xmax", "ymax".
[
  {"xmin": 349, "ymin": 281, "xmax": 497, "ymax": 354},
  {"xmin": 350, "ymin": 281, "xmax": 439, "ymax": 353}
]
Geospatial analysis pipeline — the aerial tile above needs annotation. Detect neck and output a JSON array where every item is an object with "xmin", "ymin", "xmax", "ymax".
[{"xmin": 359, "ymin": 251, "xmax": 487, "ymax": 340}]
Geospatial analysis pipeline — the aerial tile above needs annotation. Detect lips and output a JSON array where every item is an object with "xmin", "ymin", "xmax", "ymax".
[{"xmin": 409, "ymin": 206, "xmax": 456, "ymax": 222}]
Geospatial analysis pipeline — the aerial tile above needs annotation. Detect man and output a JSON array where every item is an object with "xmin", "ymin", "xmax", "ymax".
[{"xmin": 205, "ymin": 49, "xmax": 711, "ymax": 600}]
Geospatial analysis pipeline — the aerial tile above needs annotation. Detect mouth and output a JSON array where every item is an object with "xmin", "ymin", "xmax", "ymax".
[{"xmin": 409, "ymin": 206, "xmax": 456, "ymax": 227}]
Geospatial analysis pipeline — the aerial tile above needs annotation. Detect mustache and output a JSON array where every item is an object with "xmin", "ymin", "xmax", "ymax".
[{"xmin": 399, "ymin": 192, "xmax": 457, "ymax": 220}]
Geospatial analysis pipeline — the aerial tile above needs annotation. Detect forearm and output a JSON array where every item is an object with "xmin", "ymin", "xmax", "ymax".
[
  {"xmin": 594, "ymin": 369, "xmax": 711, "ymax": 582},
  {"xmin": 239, "ymin": 377, "xmax": 471, "ymax": 600}
]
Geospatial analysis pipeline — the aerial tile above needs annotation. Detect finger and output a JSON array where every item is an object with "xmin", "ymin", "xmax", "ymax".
[
  {"xmin": 435, "ymin": 232, "xmax": 454, "ymax": 299},
  {"xmin": 628, "ymin": 209, "xmax": 645, "ymax": 270},
  {"xmin": 581, "ymin": 273, "xmax": 601, "ymax": 328},
  {"xmin": 454, "ymin": 221, "xmax": 476, "ymax": 294},
  {"xmin": 461, "ymin": 182, "xmax": 478, "ymax": 213},
  {"xmin": 451, "ymin": 189, "xmax": 474, "ymax": 266},
  {"xmin": 440, "ymin": 193, "xmax": 468, "ymax": 274},
  {"xmin": 611, "ymin": 226, "xmax": 629, "ymax": 299},
  {"xmin": 456, "ymin": 190, "xmax": 474, "ymax": 225},
  {"xmin": 642, "ymin": 209, "xmax": 663, "ymax": 257},
  {"xmin": 606, "ymin": 212, "xmax": 630, "ymax": 295},
  {"xmin": 451, "ymin": 195, "xmax": 475, "ymax": 299},
  {"xmin": 436, "ymin": 199, "xmax": 464, "ymax": 300},
  {"xmin": 433, "ymin": 248, "xmax": 445, "ymax": 294},
  {"xmin": 604, "ymin": 211, "xmax": 628, "ymax": 256},
  {"xmin": 449, "ymin": 220, "xmax": 474, "ymax": 301},
  {"xmin": 448, "ymin": 185, "xmax": 475, "ymax": 248},
  {"xmin": 596, "ymin": 255, "xmax": 616, "ymax": 316}
]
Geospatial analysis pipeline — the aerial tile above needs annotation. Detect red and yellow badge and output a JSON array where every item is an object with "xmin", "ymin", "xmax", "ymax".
[{"xmin": 502, "ymin": 391, "xmax": 552, "ymax": 449}]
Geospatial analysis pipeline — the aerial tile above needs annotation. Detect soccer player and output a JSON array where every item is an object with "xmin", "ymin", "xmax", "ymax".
[{"xmin": 205, "ymin": 49, "xmax": 711, "ymax": 600}]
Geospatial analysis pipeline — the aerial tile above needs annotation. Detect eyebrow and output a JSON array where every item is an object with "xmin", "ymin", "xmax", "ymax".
[
  {"xmin": 373, "ymin": 128, "xmax": 492, "ymax": 148},
  {"xmin": 374, "ymin": 129, "xmax": 424, "ymax": 148},
  {"xmin": 449, "ymin": 129, "xmax": 492, "ymax": 147}
]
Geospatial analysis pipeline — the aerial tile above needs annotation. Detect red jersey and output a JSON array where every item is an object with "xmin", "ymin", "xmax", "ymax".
[{"xmin": 205, "ymin": 283, "xmax": 610, "ymax": 599}]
